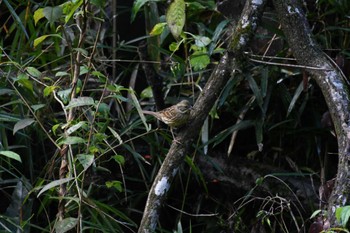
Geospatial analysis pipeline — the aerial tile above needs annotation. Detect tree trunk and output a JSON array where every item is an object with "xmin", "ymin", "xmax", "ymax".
[
  {"xmin": 273, "ymin": 0, "xmax": 350, "ymax": 225},
  {"xmin": 137, "ymin": 0, "xmax": 268, "ymax": 231}
]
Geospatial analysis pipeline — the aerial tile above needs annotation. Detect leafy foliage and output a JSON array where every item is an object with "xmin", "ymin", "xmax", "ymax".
[{"xmin": 0, "ymin": 0, "xmax": 348, "ymax": 232}]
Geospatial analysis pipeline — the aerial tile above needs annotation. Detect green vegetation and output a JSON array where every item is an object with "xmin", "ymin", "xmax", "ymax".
[{"xmin": 0, "ymin": 0, "xmax": 349, "ymax": 232}]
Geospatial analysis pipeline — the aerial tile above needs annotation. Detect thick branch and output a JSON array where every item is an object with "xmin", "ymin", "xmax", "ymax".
[
  {"xmin": 272, "ymin": 0, "xmax": 350, "ymax": 225},
  {"xmin": 137, "ymin": 0, "xmax": 267, "ymax": 232}
]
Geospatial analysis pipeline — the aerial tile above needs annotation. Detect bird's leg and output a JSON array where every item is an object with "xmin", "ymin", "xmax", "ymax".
[{"xmin": 170, "ymin": 128, "xmax": 182, "ymax": 144}]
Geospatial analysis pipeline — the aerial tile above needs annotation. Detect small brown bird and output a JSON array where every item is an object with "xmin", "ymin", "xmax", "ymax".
[{"xmin": 142, "ymin": 100, "xmax": 192, "ymax": 128}]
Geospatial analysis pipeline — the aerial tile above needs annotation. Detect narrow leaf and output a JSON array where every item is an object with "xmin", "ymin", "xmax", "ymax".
[
  {"xmin": 286, "ymin": 80, "xmax": 304, "ymax": 117},
  {"xmin": 26, "ymin": 67, "xmax": 42, "ymax": 78},
  {"xmin": 37, "ymin": 178, "xmax": 73, "ymax": 197},
  {"xmin": 13, "ymin": 118, "xmax": 35, "ymax": 135},
  {"xmin": 0, "ymin": 151, "xmax": 22, "ymax": 162},
  {"xmin": 58, "ymin": 136, "xmax": 85, "ymax": 145},
  {"xmin": 64, "ymin": 97, "xmax": 95, "ymax": 110}
]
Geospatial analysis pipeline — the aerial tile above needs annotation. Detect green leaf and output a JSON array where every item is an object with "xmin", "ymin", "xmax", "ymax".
[
  {"xmin": 140, "ymin": 86, "xmax": 153, "ymax": 98},
  {"xmin": 77, "ymin": 154, "xmax": 94, "ymax": 170},
  {"xmin": 310, "ymin": 210, "xmax": 322, "ymax": 219},
  {"xmin": 66, "ymin": 121, "xmax": 87, "ymax": 135},
  {"xmin": 58, "ymin": 136, "xmax": 85, "ymax": 145},
  {"xmin": 26, "ymin": 67, "xmax": 41, "ymax": 78},
  {"xmin": 112, "ymin": 154, "xmax": 125, "ymax": 166},
  {"xmin": 34, "ymin": 34, "xmax": 63, "ymax": 48},
  {"xmin": 37, "ymin": 177, "xmax": 73, "ymax": 197},
  {"xmin": 55, "ymin": 217, "xmax": 78, "ymax": 233},
  {"xmin": 16, "ymin": 73, "xmax": 33, "ymax": 92},
  {"xmin": 194, "ymin": 35, "xmax": 211, "ymax": 47},
  {"xmin": 31, "ymin": 104, "xmax": 46, "ymax": 112},
  {"xmin": 13, "ymin": 118, "xmax": 35, "ymax": 135},
  {"xmin": 246, "ymin": 75, "xmax": 264, "ymax": 111},
  {"xmin": 336, "ymin": 206, "xmax": 350, "ymax": 227},
  {"xmin": 166, "ymin": 0, "xmax": 186, "ymax": 39},
  {"xmin": 34, "ymin": 35, "xmax": 49, "ymax": 48},
  {"xmin": 43, "ymin": 6, "xmax": 63, "ymax": 23},
  {"xmin": 105, "ymin": 180, "xmax": 123, "ymax": 192},
  {"xmin": 34, "ymin": 8, "xmax": 45, "ymax": 25},
  {"xmin": 286, "ymin": 80, "xmax": 304, "ymax": 117},
  {"xmin": 64, "ymin": 0, "xmax": 83, "ymax": 23},
  {"xmin": 169, "ymin": 42, "xmax": 180, "ymax": 52},
  {"xmin": 131, "ymin": 0, "xmax": 149, "ymax": 22},
  {"xmin": 64, "ymin": 97, "xmax": 95, "ymax": 110},
  {"xmin": 3, "ymin": 0, "xmax": 29, "ymax": 39},
  {"xmin": 150, "ymin": 22, "xmax": 167, "ymax": 36},
  {"xmin": 189, "ymin": 51, "xmax": 210, "ymax": 71},
  {"xmin": 57, "ymin": 88, "xmax": 72, "ymax": 104},
  {"xmin": 43, "ymin": 86, "xmax": 58, "ymax": 97},
  {"xmin": 108, "ymin": 126, "xmax": 123, "ymax": 145},
  {"xmin": 130, "ymin": 89, "xmax": 151, "ymax": 131},
  {"xmin": 0, "ymin": 151, "xmax": 22, "ymax": 162},
  {"xmin": 55, "ymin": 71, "xmax": 70, "ymax": 77},
  {"xmin": 0, "ymin": 88, "xmax": 14, "ymax": 95}
]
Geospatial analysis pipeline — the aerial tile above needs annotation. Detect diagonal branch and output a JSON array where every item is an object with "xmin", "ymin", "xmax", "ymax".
[{"xmin": 137, "ymin": 0, "xmax": 267, "ymax": 232}]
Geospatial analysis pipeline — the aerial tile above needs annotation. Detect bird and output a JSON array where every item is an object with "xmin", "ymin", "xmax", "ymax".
[{"xmin": 142, "ymin": 100, "xmax": 192, "ymax": 128}]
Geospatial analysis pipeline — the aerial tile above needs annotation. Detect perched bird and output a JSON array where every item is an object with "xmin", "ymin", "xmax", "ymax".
[{"xmin": 143, "ymin": 100, "xmax": 192, "ymax": 129}]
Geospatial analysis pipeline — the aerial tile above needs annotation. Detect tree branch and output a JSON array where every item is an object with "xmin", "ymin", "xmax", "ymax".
[
  {"xmin": 272, "ymin": 0, "xmax": 350, "ymax": 225},
  {"xmin": 137, "ymin": 0, "xmax": 267, "ymax": 231}
]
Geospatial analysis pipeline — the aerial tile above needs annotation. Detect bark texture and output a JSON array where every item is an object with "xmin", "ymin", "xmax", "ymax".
[
  {"xmin": 137, "ymin": 0, "xmax": 267, "ymax": 232},
  {"xmin": 273, "ymin": 0, "xmax": 350, "ymax": 225}
]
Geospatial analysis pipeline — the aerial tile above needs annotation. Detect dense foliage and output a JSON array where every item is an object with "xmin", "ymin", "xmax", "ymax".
[{"xmin": 0, "ymin": 0, "xmax": 349, "ymax": 232}]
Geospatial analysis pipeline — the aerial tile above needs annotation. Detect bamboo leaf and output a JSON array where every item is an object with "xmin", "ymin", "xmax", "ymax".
[
  {"xmin": 37, "ymin": 178, "xmax": 73, "ymax": 197},
  {"xmin": 287, "ymin": 81, "xmax": 304, "ymax": 117},
  {"xmin": 0, "ymin": 151, "xmax": 22, "ymax": 162},
  {"xmin": 64, "ymin": 97, "xmax": 95, "ymax": 110},
  {"xmin": 13, "ymin": 118, "xmax": 35, "ymax": 135}
]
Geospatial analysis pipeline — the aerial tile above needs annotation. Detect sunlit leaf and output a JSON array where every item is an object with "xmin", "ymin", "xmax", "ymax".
[
  {"xmin": 34, "ymin": 34, "xmax": 63, "ymax": 48},
  {"xmin": 0, "ymin": 151, "xmax": 22, "ymax": 162},
  {"xmin": 34, "ymin": 8, "xmax": 45, "ymax": 25},
  {"xmin": 43, "ymin": 86, "xmax": 58, "ymax": 97},
  {"xmin": 16, "ymin": 73, "xmax": 33, "ymax": 92},
  {"xmin": 105, "ymin": 180, "xmax": 123, "ymax": 192},
  {"xmin": 141, "ymin": 86, "xmax": 153, "ymax": 98},
  {"xmin": 166, "ymin": 0, "xmax": 186, "ymax": 39},
  {"xmin": 64, "ymin": 0, "xmax": 83, "ymax": 23},
  {"xmin": 13, "ymin": 118, "xmax": 35, "ymax": 135},
  {"xmin": 189, "ymin": 51, "xmax": 210, "ymax": 71},
  {"xmin": 150, "ymin": 22, "xmax": 167, "ymax": 36},
  {"xmin": 112, "ymin": 154, "xmax": 125, "ymax": 166}
]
